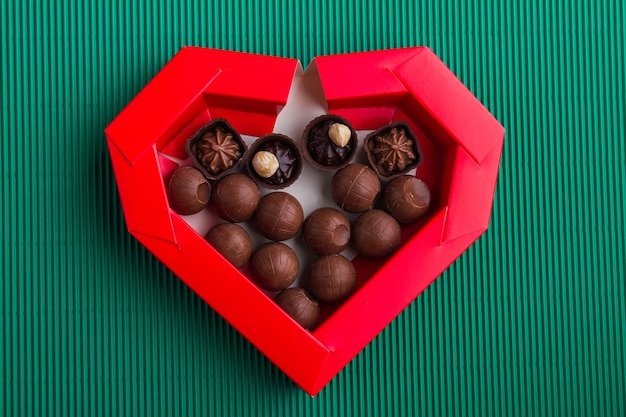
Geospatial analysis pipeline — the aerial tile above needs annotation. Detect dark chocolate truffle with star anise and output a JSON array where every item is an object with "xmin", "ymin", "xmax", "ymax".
[
  {"xmin": 186, "ymin": 118, "xmax": 247, "ymax": 180},
  {"xmin": 364, "ymin": 121, "xmax": 422, "ymax": 180}
]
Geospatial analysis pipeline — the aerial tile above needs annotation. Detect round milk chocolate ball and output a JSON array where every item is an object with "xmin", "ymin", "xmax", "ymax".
[
  {"xmin": 383, "ymin": 176, "xmax": 431, "ymax": 223},
  {"xmin": 211, "ymin": 173, "xmax": 261, "ymax": 222},
  {"xmin": 302, "ymin": 208, "xmax": 351, "ymax": 255},
  {"xmin": 254, "ymin": 192, "xmax": 304, "ymax": 241},
  {"xmin": 249, "ymin": 242, "xmax": 299, "ymax": 291},
  {"xmin": 352, "ymin": 209, "xmax": 401, "ymax": 258},
  {"xmin": 331, "ymin": 163, "xmax": 381, "ymax": 213},
  {"xmin": 306, "ymin": 254, "xmax": 357, "ymax": 302},
  {"xmin": 274, "ymin": 288, "xmax": 320, "ymax": 330},
  {"xmin": 166, "ymin": 166, "xmax": 211, "ymax": 215},
  {"xmin": 205, "ymin": 223, "xmax": 253, "ymax": 269}
]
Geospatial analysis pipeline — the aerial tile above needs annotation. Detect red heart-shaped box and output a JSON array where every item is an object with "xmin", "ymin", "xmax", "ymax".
[{"xmin": 105, "ymin": 47, "xmax": 504, "ymax": 395}]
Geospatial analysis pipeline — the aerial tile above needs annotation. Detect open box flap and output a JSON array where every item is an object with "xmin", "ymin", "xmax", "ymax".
[
  {"xmin": 441, "ymin": 139, "xmax": 504, "ymax": 243},
  {"xmin": 393, "ymin": 48, "xmax": 505, "ymax": 165},
  {"xmin": 105, "ymin": 48, "xmax": 221, "ymax": 166},
  {"xmin": 195, "ymin": 47, "xmax": 300, "ymax": 134},
  {"xmin": 105, "ymin": 47, "xmax": 300, "ymax": 167},
  {"xmin": 107, "ymin": 139, "xmax": 177, "ymax": 244}
]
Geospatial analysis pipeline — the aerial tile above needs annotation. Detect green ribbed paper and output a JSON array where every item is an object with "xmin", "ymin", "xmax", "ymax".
[{"xmin": 1, "ymin": 1, "xmax": 624, "ymax": 415}]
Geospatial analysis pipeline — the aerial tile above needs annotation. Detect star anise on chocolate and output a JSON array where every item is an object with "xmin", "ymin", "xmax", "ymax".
[
  {"xmin": 372, "ymin": 127, "xmax": 416, "ymax": 172},
  {"xmin": 196, "ymin": 127, "xmax": 242, "ymax": 175}
]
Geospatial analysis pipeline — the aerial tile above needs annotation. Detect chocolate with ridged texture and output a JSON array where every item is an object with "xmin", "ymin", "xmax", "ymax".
[
  {"xmin": 383, "ymin": 175, "xmax": 431, "ymax": 223},
  {"xmin": 205, "ymin": 223, "xmax": 252, "ymax": 269},
  {"xmin": 247, "ymin": 134, "xmax": 302, "ymax": 189},
  {"xmin": 302, "ymin": 114, "xmax": 357, "ymax": 171},
  {"xmin": 352, "ymin": 209, "xmax": 401, "ymax": 258},
  {"xmin": 330, "ymin": 163, "xmax": 381, "ymax": 213},
  {"xmin": 249, "ymin": 242, "xmax": 299, "ymax": 291},
  {"xmin": 211, "ymin": 173, "xmax": 261, "ymax": 222},
  {"xmin": 364, "ymin": 121, "xmax": 422, "ymax": 179},
  {"xmin": 306, "ymin": 254, "xmax": 356, "ymax": 302},
  {"xmin": 166, "ymin": 166, "xmax": 211, "ymax": 215},
  {"xmin": 302, "ymin": 208, "xmax": 351, "ymax": 255},
  {"xmin": 254, "ymin": 192, "xmax": 304, "ymax": 241},
  {"xmin": 186, "ymin": 118, "xmax": 246, "ymax": 180},
  {"xmin": 274, "ymin": 288, "xmax": 320, "ymax": 330}
]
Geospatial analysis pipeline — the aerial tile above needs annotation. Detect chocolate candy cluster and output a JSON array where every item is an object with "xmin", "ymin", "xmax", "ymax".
[{"xmin": 164, "ymin": 116, "xmax": 431, "ymax": 330}]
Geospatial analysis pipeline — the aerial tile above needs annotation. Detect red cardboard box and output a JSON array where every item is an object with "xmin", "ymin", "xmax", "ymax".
[{"xmin": 105, "ymin": 46, "xmax": 504, "ymax": 395}]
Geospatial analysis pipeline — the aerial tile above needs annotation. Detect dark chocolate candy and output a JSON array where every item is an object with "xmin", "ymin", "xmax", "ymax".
[
  {"xmin": 274, "ymin": 287, "xmax": 320, "ymax": 330},
  {"xmin": 166, "ymin": 165, "xmax": 211, "ymax": 215},
  {"xmin": 254, "ymin": 192, "xmax": 304, "ymax": 241},
  {"xmin": 211, "ymin": 173, "xmax": 261, "ymax": 222},
  {"xmin": 247, "ymin": 134, "xmax": 302, "ymax": 189},
  {"xmin": 330, "ymin": 163, "xmax": 381, "ymax": 213},
  {"xmin": 302, "ymin": 208, "xmax": 351, "ymax": 255},
  {"xmin": 302, "ymin": 114, "xmax": 357, "ymax": 170},
  {"xmin": 383, "ymin": 175, "xmax": 431, "ymax": 223},
  {"xmin": 205, "ymin": 223, "xmax": 253, "ymax": 269},
  {"xmin": 249, "ymin": 242, "xmax": 299, "ymax": 291},
  {"xmin": 186, "ymin": 119, "xmax": 246, "ymax": 180},
  {"xmin": 364, "ymin": 121, "xmax": 422, "ymax": 179},
  {"xmin": 306, "ymin": 254, "xmax": 356, "ymax": 302},
  {"xmin": 352, "ymin": 209, "xmax": 401, "ymax": 258}
]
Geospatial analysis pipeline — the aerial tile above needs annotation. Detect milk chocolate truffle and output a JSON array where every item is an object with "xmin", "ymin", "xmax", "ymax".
[
  {"xmin": 330, "ymin": 164, "xmax": 381, "ymax": 213},
  {"xmin": 254, "ymin": 192, "xmax": 304, "ymax": 241},
  {"xmin": 274, "ymin": 288, "xmax": 320, "ymax": 330},
  {"xmin": 211, "ymin": 173, "xmax": 261, "ymax": 222},
  {"xmin": 205, "ymin": 223, "xmax": 253, "ymax": 269},
  {"xmin": 306, "ymin": 254, "xmax": 357, "ymax": 302},
  {"xmin": 352, "ymin": 209, "xmax": 401, "ymax": 258},
  {"xmin": 166, "ymin": 166, "xmax": 211, "ymax": 215},
  {"xmin": 383, "ymin": 176, "xmax": 431, "ymax": 223},
  {"xmin": 302, "ymin": 114, "xmax": 357, "ymax": 170},
  {"xmin": 302, "ymin": 208, "xmax": 351, "ymax": 255},
  {"xmin": 247, "ymin": 134, "xmax": 302, "ymax": 189},
  {"xmin": 250, "ymin": 242, "xmax": 299, "ymax": 291},
  {"xmin": 364, "ymin": 121, "xmax": 422, "ymax": 179},
  {"xmin": 186, "ymin": 119, "xmax": 246, "ymax": 180}
]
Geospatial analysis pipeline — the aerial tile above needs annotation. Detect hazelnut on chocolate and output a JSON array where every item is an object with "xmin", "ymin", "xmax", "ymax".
[
  {"xmin": 302, "ymin": 114, "xmax": 357, "ymax": 170},
  {"xmin": 247, "ymin": 134, "xmax": 302, "ymax": 189},
  {"xmin": 166, "ymin": 166, "xmax": 211, "ymax": 215}
]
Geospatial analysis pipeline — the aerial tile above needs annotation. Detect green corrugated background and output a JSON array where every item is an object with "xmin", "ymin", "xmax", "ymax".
[{"xmin": 1, "ymin": 0, "xmax": 625, "ymax": 415}]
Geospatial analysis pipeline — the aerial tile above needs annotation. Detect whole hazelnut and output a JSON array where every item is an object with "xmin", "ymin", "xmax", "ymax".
[
  {"xmin": 328, "ymin": 123, "xmax": 351, "ymax": 147},
  {"xmin": 251, "ymin": 151, "xmax": 280, "ymax": 178}
]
